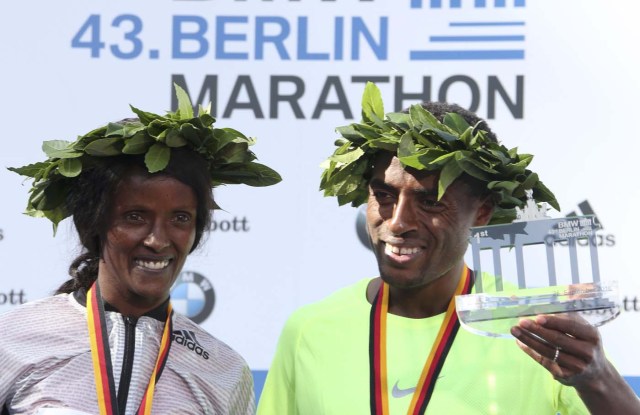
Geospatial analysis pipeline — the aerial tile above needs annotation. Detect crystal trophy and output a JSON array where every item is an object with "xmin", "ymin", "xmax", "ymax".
[{"xmin": 456, "ymin": 191, "xmax": 620, "ymax": 338}]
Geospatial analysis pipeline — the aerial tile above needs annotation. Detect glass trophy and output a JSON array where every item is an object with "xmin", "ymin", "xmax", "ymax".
[{"xmin": 455, "ymin": 192, "xmax": 620, "ymax": 338}]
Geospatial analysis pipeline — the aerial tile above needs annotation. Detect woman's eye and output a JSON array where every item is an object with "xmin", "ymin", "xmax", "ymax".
[
  {"xmin": 174, "ymin": 213, "xmax": 192, "ymax": 223},
  {"xmin": 125, "ymin": 213, "xmax": 143, "ymax": 222}
]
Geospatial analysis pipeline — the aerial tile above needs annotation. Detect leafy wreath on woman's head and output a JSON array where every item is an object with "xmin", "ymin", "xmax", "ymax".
[
  {"xmin": 9, "ymin": 84, "xmax": 281, "ymax": 231},
  {"xmin": 319, "ymin": 82, "xmax": 559, "ymax": 225}
]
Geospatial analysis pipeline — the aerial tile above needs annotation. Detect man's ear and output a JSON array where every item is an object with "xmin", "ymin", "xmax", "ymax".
[{"xmin": 473, "ymin": 195, "xmax": 494, "ymax": 227}]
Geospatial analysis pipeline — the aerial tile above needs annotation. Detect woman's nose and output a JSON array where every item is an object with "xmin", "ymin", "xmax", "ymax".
[{"xmin": 143, "ymin": 223, "xmax": 171, "ymax": 251}]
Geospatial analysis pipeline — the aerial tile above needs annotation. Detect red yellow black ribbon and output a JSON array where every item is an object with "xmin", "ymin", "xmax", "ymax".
[
  {"xmin": 86, "ymin": 281, "xmax": 173, "ymax": 415},
  {"xmin": 369, "ymin": 266, "xmax": 473, "ymax": 415}
]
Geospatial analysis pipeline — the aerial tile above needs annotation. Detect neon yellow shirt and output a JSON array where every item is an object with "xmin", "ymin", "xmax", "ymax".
[{"xmin": 258, "ymin": 278, "xmax": 588, "ymax": 415}]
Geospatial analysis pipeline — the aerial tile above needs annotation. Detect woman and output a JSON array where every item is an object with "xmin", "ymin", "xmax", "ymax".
[{"xmin": 0, "ymin": 86, "xmax": 280, "ymax": 414}]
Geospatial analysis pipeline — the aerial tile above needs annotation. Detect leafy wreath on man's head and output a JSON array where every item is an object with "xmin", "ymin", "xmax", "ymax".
[
  {"xmin": 319, "ymin": 82, "xmax": 559, "ymax": 225},
  {"xmin": 9, "ymin": 84, "xmax": 281, "ymax": 232}
]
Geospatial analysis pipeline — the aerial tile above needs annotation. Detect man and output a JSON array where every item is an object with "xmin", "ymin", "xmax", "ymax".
[{"xmin": 257, "ymin": 83, "xmax": 639, "ymax": 414}]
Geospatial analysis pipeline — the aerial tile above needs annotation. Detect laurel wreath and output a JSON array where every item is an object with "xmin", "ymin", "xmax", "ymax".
[
  {"xmin": 9, "ymin": 84, "xmax": 281, "ymax": 231},
  {"xmin": 319, "ymin": 82, "xmax": 559, "ymax": 224}
]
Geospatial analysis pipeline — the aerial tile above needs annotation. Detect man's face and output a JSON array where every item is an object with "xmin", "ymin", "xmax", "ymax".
[
  {"xmin": 366, "ymin": 154, "xmax": 492, "ymax": 289},
  {"xmin": 98, "ymin": 171, "xmax": 197, "ymax": 313}
]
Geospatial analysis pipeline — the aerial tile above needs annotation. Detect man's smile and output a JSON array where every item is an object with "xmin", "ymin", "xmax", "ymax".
[{"xmin": 383, "ymin": 242, "xmax": 424, "ymax": 263}]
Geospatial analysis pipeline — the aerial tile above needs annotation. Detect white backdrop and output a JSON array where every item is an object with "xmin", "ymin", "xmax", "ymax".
[{"xmin": 1, "ymin": 0, "xmax": 639, "ymax": 398}]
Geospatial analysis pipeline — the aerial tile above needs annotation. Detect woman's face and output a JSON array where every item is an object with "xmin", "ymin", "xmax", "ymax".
[{"xmin": 97, "ymin": 171, "xmax": 198, "ymax": 316}]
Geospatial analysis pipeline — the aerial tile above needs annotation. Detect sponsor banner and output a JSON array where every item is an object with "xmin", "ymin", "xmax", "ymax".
[
  {"xmin": 0, "ymin": 289, "xmax": 28, "ymax": 307},
  {"xmin": 1, "ymin": 0, "xmax": 639, "ymax": 394},
  {"xmin": 171, "ymin": 271, "xmax": 216, "ymax": 324}
]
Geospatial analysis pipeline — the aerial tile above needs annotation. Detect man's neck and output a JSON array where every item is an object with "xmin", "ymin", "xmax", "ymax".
[{"xmin": 367, "ymin": 262, "xmax": 465, "ymax": 319}]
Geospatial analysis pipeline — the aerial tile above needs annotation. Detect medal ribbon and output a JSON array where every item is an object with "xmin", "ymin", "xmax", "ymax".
[
  {"xmin": 86, "ymin": 281, "xmax": 173, "ymax": 415},
  {"xmin": 369, "ymin": 265, "xmax": 473, "ymax": 415}
]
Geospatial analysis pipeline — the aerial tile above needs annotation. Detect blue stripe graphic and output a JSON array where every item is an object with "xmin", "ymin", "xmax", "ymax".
[
  {"xmin": 410, "ymin": 50, "xmax": 524, "ymax": 60},
  {"xmin": 430, "ymin": 35, "xmax": 525, "ymax": 42},
  {"xmin": 412, "ymin": 0, "xmax": 525, "ymax": 8},
  {"xmin": 626, "ymin": 377, "xmax": 640, "ymax": 397},
  {"xmin": 450, "ymin": 21, "xmax": 525, "ymax": 27},
  {"xmin": 253, "ymin": 370, "xmax": 268, "ymax": 402}
]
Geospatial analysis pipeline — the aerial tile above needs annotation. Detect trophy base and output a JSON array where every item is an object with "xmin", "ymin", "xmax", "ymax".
[{"xmin": 455, "ymin": 281, "xmax": 620, "ymax": 338}]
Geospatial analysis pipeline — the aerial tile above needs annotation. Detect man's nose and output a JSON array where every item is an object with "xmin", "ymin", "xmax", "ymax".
[{"xmin": 388, "ymin": 197, "xmax": 418, "ymax": 235}]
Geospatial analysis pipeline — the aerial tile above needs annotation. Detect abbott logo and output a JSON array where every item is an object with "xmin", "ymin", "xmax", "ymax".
[
  {"xmin": 211, "ymin": 216, "xmax": 250, "ymax": 233},
  {"xmin": 0, "ymin": 289, "xmax": 27, "ymax": 306},
  {"xmin": 171, "ymin": 271, "xmax": 216, "ymax": 324}
]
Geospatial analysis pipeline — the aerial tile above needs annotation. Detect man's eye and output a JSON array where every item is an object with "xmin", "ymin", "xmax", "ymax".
[
  {"xmin": 421, "ymin": 199, "xmax": 442, "ymax": 208},
  {"xmin": 373, "ymin": 191, "xmax": 393, "ymax": 200}
]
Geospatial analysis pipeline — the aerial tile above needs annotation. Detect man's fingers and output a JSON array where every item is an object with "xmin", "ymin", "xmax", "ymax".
[
  {"xmin": 515, "ymin": 339, "xmax": 565, "ymax": 378},
  {"xmin": 511, "ymin": 317, "xmax": 600, "ymax": 380},
  {"xmin": 513, "ymin": 335, "xmax": 592, "ymax": 385},
  {"xmin": 535, "ymin": 313, "xmax": 599, "ymax": 343},
  {"xmin": 538, "ymin": 319, "xmax": 602, "ymax": 381},
  {"xmin": 516, "ymin": 316, "xmax": 599, "ymax": 362}
]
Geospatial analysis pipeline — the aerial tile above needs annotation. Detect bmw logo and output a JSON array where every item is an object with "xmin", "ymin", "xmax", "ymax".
[{"xmin": 171, "ymin": 271, "xmax": 216, "ymax": 324}]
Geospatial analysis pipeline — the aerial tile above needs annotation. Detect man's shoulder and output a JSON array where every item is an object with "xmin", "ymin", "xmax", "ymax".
[{"xmin": 283, "ymin": 278, "xmax": 372, "ymax": 332}]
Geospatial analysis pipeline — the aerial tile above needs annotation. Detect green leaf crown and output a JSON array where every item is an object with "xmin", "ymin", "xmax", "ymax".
[
  {"xmin": 9, "ymin": 83, "xmax": 282, "ymax": 230},
  {"xmin": 319, "ymin": 82, "xmax": 559, "ymax": 224}
]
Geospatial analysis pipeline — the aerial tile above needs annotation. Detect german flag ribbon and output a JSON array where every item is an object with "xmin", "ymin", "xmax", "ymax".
[
  {"xmin": 369, "ymin": 266, "xmax": 473, "ymax": 415},
  {"xmin": 86, "ymin": 281, "xmax": 173, "ymax": 415}
]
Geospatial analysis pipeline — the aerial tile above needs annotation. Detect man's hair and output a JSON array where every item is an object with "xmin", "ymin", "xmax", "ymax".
[
  {"xmin": 407, "ymin": 101, "xmax": 496, "ymax": 200},
  {"xmin": 56, "ymin": 148, "xmax": 215, "ymax": 294},
  {"xmin": 415, "ymin": 102, "xmax": 497, "ymax": 143},
  {"xmin": 319, "ymin": 82, "xmax": 559, "ymax": 223},
  {"xmin": 368, "ymin": 101, "xmax": 497, "ymax": 199}
]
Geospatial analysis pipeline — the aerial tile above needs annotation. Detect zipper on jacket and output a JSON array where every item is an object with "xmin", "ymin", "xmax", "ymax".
[{"xmin": 117, "ymin": 316, "xmax": 138, "ymax": 415}]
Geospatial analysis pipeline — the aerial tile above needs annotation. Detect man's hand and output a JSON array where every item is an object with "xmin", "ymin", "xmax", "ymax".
[
  {"xmin": 510, "ymin": 314, "xmax": 640, "ymax": 414},
  {"xmin": 511, "ymin": 313, "xmax": 605, "ymax": 386}
]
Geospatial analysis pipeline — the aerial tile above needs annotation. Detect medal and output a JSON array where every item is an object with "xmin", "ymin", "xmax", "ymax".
[
  {"xmin": 86, "ymin": 281, "xmax": 173, "ymax": 415},
  {"xmin": 369, "ymin": 266, "xmax": 473, "ymax": 414}
]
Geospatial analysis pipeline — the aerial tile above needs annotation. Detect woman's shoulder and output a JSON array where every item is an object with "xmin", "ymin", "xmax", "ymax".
[
  {"xmin": 171, "ymin": 313, "xmax": 249, "ymax": 367},
  {"xmin": 0, "ymin": 294, "xmax": 88, "ymax": 370},
  {"xmin": 167, "ymin": 313, "xmax": 252, "ymax": 399},
  {"xmin": 0, "ymin": 293, "xmax": 84, "ymax": 332}
]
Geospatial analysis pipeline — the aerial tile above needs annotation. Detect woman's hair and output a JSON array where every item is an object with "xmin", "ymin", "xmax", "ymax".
[{"xmin": 55, "ymin": 148, "xmax": 215, "ymax": 294}]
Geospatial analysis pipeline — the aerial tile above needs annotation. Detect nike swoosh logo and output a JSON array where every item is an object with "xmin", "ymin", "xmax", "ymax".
[
  {"xmin": 391, "ymin": 376, "xmax": 445, "ymax": 399},
  {"xmin": 391, "ymin": 381, "xmax": 416, "ymax": 398}
]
